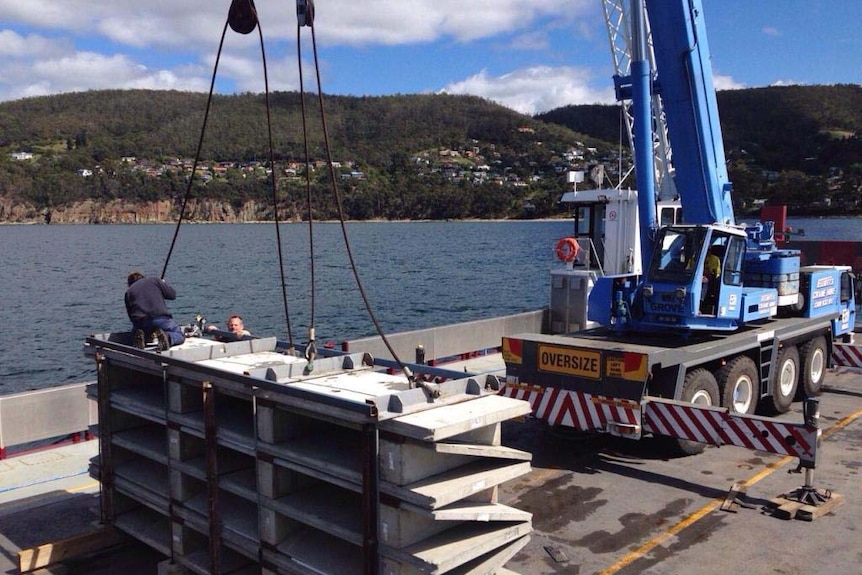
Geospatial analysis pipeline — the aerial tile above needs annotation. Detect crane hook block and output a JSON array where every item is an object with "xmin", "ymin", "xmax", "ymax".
[
  {"xmin": 297, "ymin": 0, "xmax": 315, "ymax": 27},
  {"xmin": 228, "ymin": 0, "xmax": 259, "ymax": 35}
]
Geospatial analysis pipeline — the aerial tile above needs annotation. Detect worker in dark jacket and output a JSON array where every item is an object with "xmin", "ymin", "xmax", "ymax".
[{"xmin": 125, "ymin": 271, "xmax": 185, "ymax": 351}]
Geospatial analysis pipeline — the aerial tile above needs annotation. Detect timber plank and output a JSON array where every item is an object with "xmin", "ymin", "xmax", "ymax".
[
  {"xmin": 18, "ymin": 528, "xmax": 124, "ymax": 573},
  {"xmin": 768, "ymin": 492, "xmax": 845, "ymax": 521},
  {"xmin": 720, "ymin": 482, "xmax": 747, "ymax": 513}
]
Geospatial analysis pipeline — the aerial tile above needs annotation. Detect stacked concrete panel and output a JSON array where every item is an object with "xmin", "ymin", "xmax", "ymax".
[{"xmin": 86, "ymin": 333, "xmax": 531, "ymax": 575}]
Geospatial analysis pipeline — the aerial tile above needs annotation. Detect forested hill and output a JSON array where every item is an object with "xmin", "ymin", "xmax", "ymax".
[
  {"xmin": 537, "ymin": 84, "xmax": 862, "ymax": 213},
  {"xmin": 537, "ymin": 84, "xmax": 861, "ymax": 172},
  {"xmin": 0, "ymin": 84, "xmax": 859, "ymax": 223},
  {"xmin": 0, "ymin": 90, "xmax": 602, "ymax": 167},
  {"xmin": 0, "ymin": 90, "xmax": 605, "ymax": 222}
]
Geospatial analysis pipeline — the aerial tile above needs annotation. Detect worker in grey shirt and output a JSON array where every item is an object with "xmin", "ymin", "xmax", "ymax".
[{"xmin": 125, "ymin": 271, "xmax": 185, "ymax": 351}]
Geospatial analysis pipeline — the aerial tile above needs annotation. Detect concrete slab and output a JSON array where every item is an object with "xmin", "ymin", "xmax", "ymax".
[
  {"xmin": 383, "ymin": 460, "xmax": 531, "ymax": 510},
  {"xmin": 380, "ymin": 395, "xmax": 532, "ymax": 442},
  {"xmin": 381, "ymin": 521, "xmax": 532, "ymax": 575}
]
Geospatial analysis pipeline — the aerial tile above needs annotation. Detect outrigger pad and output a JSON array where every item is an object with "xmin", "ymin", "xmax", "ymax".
[{"xmin": 767, "ymin": 489, "xmax": 844, "ymax": 521}]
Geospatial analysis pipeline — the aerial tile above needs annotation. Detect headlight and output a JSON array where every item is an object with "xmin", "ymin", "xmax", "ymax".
[
  {"xmin": 675, "ymin": 286, "xmax": 687, "ymax": 300},
  {"xmin": 643, "ymin": 284, "xmax": 654, "ymax": 297}
]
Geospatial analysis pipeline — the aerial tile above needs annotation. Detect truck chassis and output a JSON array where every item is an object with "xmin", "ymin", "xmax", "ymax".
[{"xmin": 500, "ymin": 314, "xmax": 846, "ymax": 467}]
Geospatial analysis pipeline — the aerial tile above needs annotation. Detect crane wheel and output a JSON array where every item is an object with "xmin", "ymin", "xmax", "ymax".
[
  {"xmin": 716, "ymin": 356, "xmax": 758, "ymax": 415},
  {"xmin": 670, "ymin": 368, "xmax": 719, "ymax": 456},
  {"xmin": 762, "ymin": 345, "xmax": 798, "ymax": 415},
  {"xmin": 797, "ymin": 336, "xmax": 827, "ymax": 398}
]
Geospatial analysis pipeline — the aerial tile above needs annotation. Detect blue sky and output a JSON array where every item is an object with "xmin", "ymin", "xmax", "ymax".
[{"xmin": 0, "ymin": 1, "xmax": 859, "ymax": 114}]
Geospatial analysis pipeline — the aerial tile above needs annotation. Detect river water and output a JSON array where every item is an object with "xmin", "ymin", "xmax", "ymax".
[{"xmin": 1, "ymin": 217, "xmax": 858, "ymax": 394}]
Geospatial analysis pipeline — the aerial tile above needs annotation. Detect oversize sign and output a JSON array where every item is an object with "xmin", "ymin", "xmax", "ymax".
[{"xmin": 538, "ymin": 345, "xmax": 601, "ymax": 379}]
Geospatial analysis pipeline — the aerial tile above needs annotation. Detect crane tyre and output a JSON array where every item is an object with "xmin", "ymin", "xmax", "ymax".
[
  {"xmin": 716, "ymin": 355, "xmax": 758, "ymax": 415},
  {"xmin": 670, "ymin": 368, "xmax": 720, "ymax": 456},
  {"xmin": 762, "ymin": 345, "xmax": 798, "ymax": 415},
  {"xmin": 797, "ymin": 336, "xmax": 827, "ymax": 398}
]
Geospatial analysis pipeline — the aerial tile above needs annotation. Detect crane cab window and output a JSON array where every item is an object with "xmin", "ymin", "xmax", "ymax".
[
  {"xmin": 649, "ymin": 227, "xmax": 705, "ymax": 280},
  {"xmin": 720, "ymin": 236, "xmax": 745, "ymax": 287},
  {"xmin": 840, "ymin": 271, "xmax": 854, "ymax": 303},
  {"xmin": 659, "ymin": 204, "xmax": 682, "ymax": 226}
]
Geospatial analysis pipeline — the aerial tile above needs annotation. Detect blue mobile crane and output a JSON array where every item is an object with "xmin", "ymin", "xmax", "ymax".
[
  {"xmin": 588, "ymin": 0, "xmax": 854, "ymax": 334},
  {"xmin": 503, "ymin": 0, "xmax": 855, "ymax": 462}
]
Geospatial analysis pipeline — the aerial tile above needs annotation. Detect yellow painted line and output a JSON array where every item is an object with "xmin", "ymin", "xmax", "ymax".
[
  {"xmin": 67, "ymin": 480, "xmax": 100, "ymax": 493},
  {"xmin": 819, "ymin": 409, "xmax": 862, "ymax": 440},
  {"xmin": 597, "ymin": 409, "xmax": 862, "ymax": 575}
]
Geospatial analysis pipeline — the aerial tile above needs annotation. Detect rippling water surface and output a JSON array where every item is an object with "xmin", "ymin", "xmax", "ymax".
[
  {"xmin": 1, "ymin": 216, "xmax": 857, "ymax": 394},
  {"xmin": 1, "ymin": 220, "xmax": 575, "ymax": 393}
]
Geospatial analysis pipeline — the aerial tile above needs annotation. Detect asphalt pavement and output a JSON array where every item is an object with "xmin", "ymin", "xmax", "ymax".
[{"xmin": 1, "ymin": 367, "xmax": 860, "ymax": 575}]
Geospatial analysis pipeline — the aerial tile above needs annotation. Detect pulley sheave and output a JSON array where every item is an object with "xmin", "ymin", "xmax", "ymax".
[
  {"xmin": 297, "ymin": 0, "xmax": 314, "ymax": 27},
  {"xmin": 228, "ymin": 0, "xmax": 258, "ymax": 34}
]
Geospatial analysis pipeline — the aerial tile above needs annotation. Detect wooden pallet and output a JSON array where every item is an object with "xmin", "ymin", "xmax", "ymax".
[
  {"xmin": 18, "ymin": 527, "xmax": 125, "ymax": 573},
  {"xmin": 767, "ymin": 491, "xmax": 844, "ymax": 521}
]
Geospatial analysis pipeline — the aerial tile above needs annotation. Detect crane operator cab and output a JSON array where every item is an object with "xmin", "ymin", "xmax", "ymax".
[
  {"xmin": 589, "ymin": 223, "xmax": 784, "ymax": 333},
  {"xmin": 647, "ymin": 225, "xmax": 750, "ymax": 325}
]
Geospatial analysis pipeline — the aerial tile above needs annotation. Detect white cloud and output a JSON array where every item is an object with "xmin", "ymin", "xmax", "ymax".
[
  {"xmin": 510, "ymin": 31, "xmax": 551, "ymax": 52},
  {"xmin": 442, "ymin": 66, "xmax": 615, "ymax": 115},
  {"xmin": 0, "ymin": 50, "xmax": 209, "ymax": 101},
  {"xmin": 761, "ymin": 26, "xmax": 781, "ymax": 37},
  {"xmin": 314, "ymin": 0, "xmax": 589, "ymax": 45},
  {"xmin": 209, "ymin": 52, "xmax": 303, "ymax": 94},
  {"xmin": 771, "ymin": 79, "xmax": 804, "ymax": 87},
  {"xmin": 713, "ymin": 73, "xmax": 745, "ymax": 91},
  {"xmin": 0, "ymin": 0, "xmax": 589, "ymax": 49},
  {"xmin": 0, "ymin": 0, "xmax": 595, "ymax": 103},
  {"xmin": 0, "ymin": 1, "xmax": 249, "ymax": 49},
  {"xmin": 0, "ymin": 0, "xmax": 91, "ymax": 30},
  {"xmin": 0, "ymin": 30, "xmax": 71, "ymax": 58}
]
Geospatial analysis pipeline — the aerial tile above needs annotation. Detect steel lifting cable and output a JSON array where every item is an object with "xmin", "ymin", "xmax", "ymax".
[
  {"xmin": 296, "ymin": 1, "xmax": 317, "ymax": 362},
  {"xmin": 159, "ymin": 0, "xmax": 430, "ymax": 394},
  {"xmin": 160, "ymin": 0, "xmax": 296, "ymax": 348},
  {"xmin": 251, "ymin": 2, "xmax": 297, "ymax": 350},
  {"xmin": 296, "ymin": 0, "xmax": 433, "ymax": 393}
]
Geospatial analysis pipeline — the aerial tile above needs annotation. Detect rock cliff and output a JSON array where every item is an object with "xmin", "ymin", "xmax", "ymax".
[{"xmin": 0, "ymin": 198, "xmax": 284, "ymax": 224}]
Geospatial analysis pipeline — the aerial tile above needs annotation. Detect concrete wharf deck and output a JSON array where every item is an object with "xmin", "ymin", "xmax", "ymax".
[{"xmin": 1, "ymin": 347, "xmax": 860, "ymax": 574}]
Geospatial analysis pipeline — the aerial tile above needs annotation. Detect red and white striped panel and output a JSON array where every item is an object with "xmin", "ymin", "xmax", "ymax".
[
  {"xmin": 502, "ymin": 382, "xmax": 641, "ymax": 432},
  {"xmin": 501, "ymin": 381, "xmax": 545, "ymax": 409},
  {"xmin": 832, "ymin": 343, "xmax": 862, "ymax": 369},
  {"xmin": 643, "ymin": 399, "xmax": 819, "ymax": 464}
]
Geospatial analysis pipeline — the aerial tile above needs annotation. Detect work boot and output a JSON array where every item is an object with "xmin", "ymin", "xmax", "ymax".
[
  {"xmin": 154, "ymin": 329, "xmax": 170, "ymax": 352},
  {"xmin": 134, "ymin": 329, "xmax": 146, "ymax": 349}
]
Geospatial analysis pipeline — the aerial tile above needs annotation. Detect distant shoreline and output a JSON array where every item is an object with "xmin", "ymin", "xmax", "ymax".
[
  {"xmin": 0, "ymin": 217, "xmax": 576, "ymax": 226},
  {"xmin": 3, "ymin": 214, "xmax": 862, "ymax": 226}
]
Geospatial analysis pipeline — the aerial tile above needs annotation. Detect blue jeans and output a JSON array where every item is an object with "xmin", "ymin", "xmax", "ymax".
[{"xmin": 133, "ymin": 316, "xmax": 186, "ymax": 347}]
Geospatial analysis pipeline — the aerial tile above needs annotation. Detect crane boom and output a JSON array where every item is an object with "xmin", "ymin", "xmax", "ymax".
[
  {"xmin": 600, "ymin": 0, "xmax": 677, "ymax": 201},
  {"xmin": 589, "ymin": 0, "xmax": 814, "ymax": 333},
  {"xmin": 644, "ymin": 0, "xmax": 734, "ymax": 226}
]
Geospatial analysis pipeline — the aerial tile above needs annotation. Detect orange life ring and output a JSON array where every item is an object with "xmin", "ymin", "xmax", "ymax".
[{"xmin": 555, "ymin": 237, "xmax": 580, "ymax": 263}]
